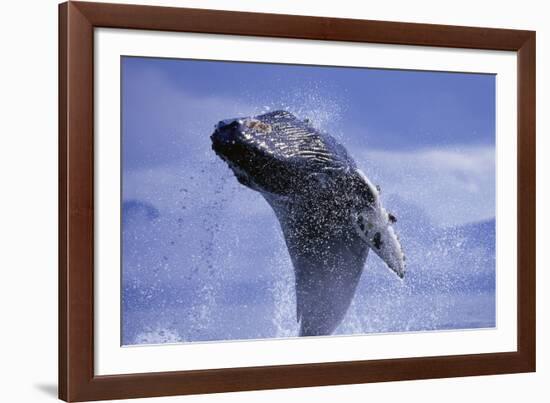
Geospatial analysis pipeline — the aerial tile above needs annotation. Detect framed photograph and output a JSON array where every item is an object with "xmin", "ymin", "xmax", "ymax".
[{"xmin": 59, "ymin": 1, "xmax": 536, "ymax": 401}]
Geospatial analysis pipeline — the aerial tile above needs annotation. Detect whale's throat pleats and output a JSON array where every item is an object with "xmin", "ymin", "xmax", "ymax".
[{"xmin": 266, "ymin": 196, "xmax": 370, "ymax": 336}]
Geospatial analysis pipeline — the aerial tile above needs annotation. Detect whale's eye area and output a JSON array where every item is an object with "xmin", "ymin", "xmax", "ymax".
[
  {"xmin": 388, "ymin": 212, "xmax": 397, "ymax": 223},
  {"xmin": 244, "ymin": 119, "xmax": 272, "ymax": 133}
]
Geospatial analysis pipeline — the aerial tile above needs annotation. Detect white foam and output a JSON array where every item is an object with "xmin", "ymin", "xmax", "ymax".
[{"xmin": 134, "ymin": 327, "xmax": 184, "ymax": 344}]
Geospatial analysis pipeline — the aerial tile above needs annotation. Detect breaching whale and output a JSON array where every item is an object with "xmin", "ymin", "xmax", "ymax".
[{"xmin": 211, "ymin": 110, "xmax": 405, "ymax": 337}]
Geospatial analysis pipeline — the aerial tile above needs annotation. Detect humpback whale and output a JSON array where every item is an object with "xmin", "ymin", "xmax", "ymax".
[{"xmin": 211, "ymin": 110, "xmax": 405, "ymax": 336}]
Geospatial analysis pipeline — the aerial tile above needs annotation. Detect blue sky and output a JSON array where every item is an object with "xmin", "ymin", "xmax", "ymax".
[
  {"xmin": 121, "ymin": 56, "xmax": 496, "ymax": 344},
  {"xmin": 123, "ymin": 57, "xmax": 495, "ymax": 161}
]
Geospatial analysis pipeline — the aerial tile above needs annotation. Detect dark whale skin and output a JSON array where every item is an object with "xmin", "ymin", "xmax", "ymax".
[{"xmin": 211, "ymin": 110, "xmax": 400, "ymax": 336}]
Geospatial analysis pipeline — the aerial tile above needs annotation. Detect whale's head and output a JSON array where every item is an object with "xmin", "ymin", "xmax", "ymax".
[{"xmin": 211, "ymin": 110, "xmax": 352, "ymax": 196}]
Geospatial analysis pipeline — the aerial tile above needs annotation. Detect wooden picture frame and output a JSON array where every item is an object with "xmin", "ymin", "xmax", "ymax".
[{"xmin": 59, "ymin": 1, "xmax": 536, "ymax": 401}]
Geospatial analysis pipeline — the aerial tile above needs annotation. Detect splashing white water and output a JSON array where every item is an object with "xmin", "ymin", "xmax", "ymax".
[
  {"xmin": 245, "ymin": 81, "xmax": 346, "ymax": 135},
  {"xmin": 134, "ymin": 327, "xmax": 184, "ymax": 344},
  {"xmin": 269, "ymin": 242, "xmax": 298, "ymax": 338}
]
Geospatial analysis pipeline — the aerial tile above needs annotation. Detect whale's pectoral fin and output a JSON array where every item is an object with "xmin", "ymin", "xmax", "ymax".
[
  {"xmin": 352, "ymin": 210, "xmax": 406, "ymax": 279},
  {"xmin": 281, "ymin": 223, "xmax": 370, "ymax": 337},
  {"xmin": 350, "ymin": 169, "xmax": 406, "ymax": 279}
]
